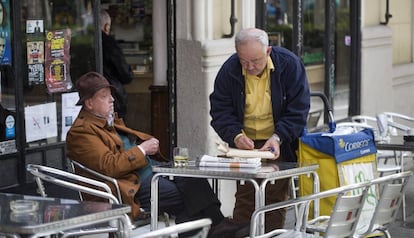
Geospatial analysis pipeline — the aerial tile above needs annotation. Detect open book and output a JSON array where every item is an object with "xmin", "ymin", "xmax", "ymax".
[
  {"xmin": 216, "ymin": 140, "xmax": 275, "ymax": 159},
  {"xmin": 224, "ymin": 148, "xmax": 275, "ymax": 159}
]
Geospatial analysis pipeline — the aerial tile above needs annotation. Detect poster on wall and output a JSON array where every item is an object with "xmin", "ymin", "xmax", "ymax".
[
  {"xmin": 0, "ymin": 104, "xmax": 16, "ymax": 154},
  {"xmin": 28, "ymin": 64, "xmax": 45, "ymax": 85},
  {"xmin": 27, "ymin": 41, "xmax": 45, "ymax": 85},
  {"xmin": 44, "ymin": 29, "xmax": 72, "ymax": 94},
  {"xmin": 24, "ymin": 102, "xmax": 57, "ymax": 143},
  {"xmin": 26, "ymin": 19, "xmax": 44, "ymax": 36},
  {"xmin": 0, "ymin": 0, "xmax": 12, "ymax": 65},
  {"xmin": 61, "ymin": 92, "xmax": 81, "ymax": 141},
  {"xmin": 27, "ymin": 41, "xmax": 44, "ymax": 64}
]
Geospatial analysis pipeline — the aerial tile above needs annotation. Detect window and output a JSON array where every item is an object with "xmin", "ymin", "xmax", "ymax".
[{"xmin": 20, "ymin": 0, "xmax": 97, "ymax": 147}]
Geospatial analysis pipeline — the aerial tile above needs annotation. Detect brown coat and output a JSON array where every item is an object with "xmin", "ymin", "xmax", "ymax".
[{"xmin": 66, "ymin": 109, "xmax": 155, "ymax": 219}]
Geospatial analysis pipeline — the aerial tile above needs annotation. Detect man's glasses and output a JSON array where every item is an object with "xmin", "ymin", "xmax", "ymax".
[{"xmin": 239, "ymin": 55, "xmax": 266, "ymax": 67}]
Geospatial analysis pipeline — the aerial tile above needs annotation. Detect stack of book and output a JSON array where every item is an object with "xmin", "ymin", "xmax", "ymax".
[{"xmin": 199, "ymin": 155, "xmax": 261, "ymax": 168}]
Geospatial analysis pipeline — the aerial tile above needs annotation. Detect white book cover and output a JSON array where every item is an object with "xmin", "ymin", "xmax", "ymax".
[
  {"xmin": 200, "ymin": 155, "xmax": 261, "ymax": 164},
  {"xmin": 199, "ymin": 161, "xmax": 261, "ymax": 168}
]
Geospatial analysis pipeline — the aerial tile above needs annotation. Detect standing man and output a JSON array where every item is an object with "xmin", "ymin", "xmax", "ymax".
[
  {"xmin": 100, "ymin": 9, "xmax": 133, "ymax": 119},
  {"xmin": 209, "ymin": 28, "xmax": 310, "ymax": 232}
]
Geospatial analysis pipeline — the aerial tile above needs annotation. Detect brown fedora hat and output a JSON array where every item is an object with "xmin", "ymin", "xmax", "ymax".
[{"xmin": 75, "ymin": 72, "xmax": 115, "ymax": 105}]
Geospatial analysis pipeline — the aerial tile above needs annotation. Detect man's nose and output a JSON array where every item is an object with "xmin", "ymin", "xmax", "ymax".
[{"xmin": 246, "ymin": 62, "xmax": 255, "ymax": 70}]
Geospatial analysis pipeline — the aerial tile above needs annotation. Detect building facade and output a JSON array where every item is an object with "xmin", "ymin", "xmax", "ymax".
[{"xmin": 0, "ymin": 1, "xmax": 413, "ymax": 199}]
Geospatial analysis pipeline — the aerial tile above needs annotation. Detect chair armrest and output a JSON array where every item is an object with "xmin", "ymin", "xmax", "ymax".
[
  {"xmin": 70, "ymin": 159, "xmax": 123, "ymax": 203},
  {"xmin": 27, "ymin": 164, "xmax": 120, "ymax": 204},
  {"xmin": 137, "ymin": 218, "xmax": 211, "ymax": 238},
  {"xmin": 383, "ymin": 112, "xmax": 414, "ymax": 122},
  {"xmin": 387, "ymin": 120, "xmax": 412, "ymax": 132}
]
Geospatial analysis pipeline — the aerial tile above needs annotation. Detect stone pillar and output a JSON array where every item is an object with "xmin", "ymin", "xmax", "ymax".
[
  {"xmin": 152, "ymin": 0, "xmax": 167, "ymax": 86},
  {"xmin": 150, "ymin": 1, "xmax": 169, "ymax": 157}
]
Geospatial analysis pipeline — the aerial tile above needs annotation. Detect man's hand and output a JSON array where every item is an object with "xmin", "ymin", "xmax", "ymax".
[
  {"xmin": 259, "ymin": 135, "xmax": 281, "ymax": 160},
  {"xmin": 235, "ymin": 134, "xmax": 255, "ymax": 150},
  {"xmin": 139, "ymin": 138, "xmax": 159, "ymax": 155}
]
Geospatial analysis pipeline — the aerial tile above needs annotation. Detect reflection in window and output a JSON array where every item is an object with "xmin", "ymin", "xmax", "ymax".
[
  {"xmin": 0, "ymin": 66, "xmax": 17, "ymax": 155},
  {"xmin": 265, "ymin": 0, "xmax": 292, "ymax": 50},
  {"xmin": 263, "ymin": 0, "xmax": 352, "ymax": 125},
  {"xmin": 21, "ymin": 0, "xmax": 97, "ymax": 147},
  {"xmin": 303, "ymin": 0, "xmax": 324, "ymax": 66},
  {"xmin": 0, "ymin": 0, "xmax": 16, "ymax": 154},
  {"xmin": 265, "ymin": 0, "xmax": 325, "ymax": 66}
]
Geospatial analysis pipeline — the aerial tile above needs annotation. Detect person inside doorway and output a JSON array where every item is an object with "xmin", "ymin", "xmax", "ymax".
[
  {"xmin": 100, "ymin": 9, "xmax": 133, "ymax": 119},
  {"xmin": 209, "ymin": 28, "xmax": 310, "ymax": 232}
]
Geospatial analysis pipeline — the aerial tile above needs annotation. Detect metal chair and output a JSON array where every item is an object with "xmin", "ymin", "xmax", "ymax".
[
  {"xmin": 248, "ymin": 181, "xmax": 372, "ymax": 238},
  {"xmin": 356, "ymin": 171, "xmax": 412, "ymax": 238},
  {"xmin": 380, "ymin": 112, "xmax": 414, "ymax": 165},
  {"xmin": 382, "ymin": 112, "xmax": 414, "ymax": 136},
  {"xmin": 375, "ymin": 113, "xmax": 413, "ymax": 222},
  {"xmin": 137, "ymin": 218, "xmax": 211, "ymax": 238},
  {"xmin": 26, "ymin": 163, "xmax": 132, "ymax": 238},
  {"xmin": 69, "ymin": 159, "xmax": 170, "ymax": 228},
  {"xmin": 350, "ymin": 115, "xmax": 405, "ymax": 175},
  {"xmin": 337, "ymin": 119, "xmax": 408, "ymax": 223}
]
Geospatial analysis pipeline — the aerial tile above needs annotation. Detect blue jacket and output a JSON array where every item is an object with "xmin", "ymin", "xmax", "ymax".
[{"xmin": 209, "ymin": 46, "xmax": 310, "ymax": 162}]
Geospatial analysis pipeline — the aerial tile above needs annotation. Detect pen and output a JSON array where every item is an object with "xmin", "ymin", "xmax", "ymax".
[
  {"xmin": 240, "ymin": 130, "xmax": 254, "ymax": 148},
  {"xmin": 269, "ymin": 147, "xmax": 275, "ymax": 153}
]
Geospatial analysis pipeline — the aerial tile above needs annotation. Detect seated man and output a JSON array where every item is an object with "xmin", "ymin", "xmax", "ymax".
[{"xmin": 66, "ymin": 72, "xmax": 247, "ymax": 238}]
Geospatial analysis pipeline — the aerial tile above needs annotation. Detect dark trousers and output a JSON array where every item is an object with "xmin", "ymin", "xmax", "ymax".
[
  {"xmin": 233, "ymin": 178, "xmax": 289, "ymax": 232},
  {"xmin": 136, "ymin": 175, "xmax": 224, "ymax": 226},
  {"xmin": 233, "ymin": 139, "xmax": 290, "ymax": 232}
]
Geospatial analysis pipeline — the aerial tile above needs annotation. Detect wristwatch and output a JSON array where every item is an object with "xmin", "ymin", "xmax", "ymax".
[{"xmin": 271, "ymin": 134, "xmax": 282, "ymax": 145}]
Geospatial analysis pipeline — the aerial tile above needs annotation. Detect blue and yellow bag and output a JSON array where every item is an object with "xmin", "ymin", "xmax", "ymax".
[{"xmin": 298, "ymin": 128, "xmax": 378, "ymax": 217}]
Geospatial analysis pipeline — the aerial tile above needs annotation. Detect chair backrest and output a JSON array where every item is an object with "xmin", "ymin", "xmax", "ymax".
[
  {"xmin": 69, "ymin": 159, "xmax": 123, "ymax": 203},
  {"xmin": 351, "ymin": 113, "xmax": 413, "ymax": 137},
  {"xmin": 249, "ymin": 181, "xmax": 372, "ymax": 238},
  {"xmin": 357, "ymin": 171, "xmax": 412, "ymax": 237},
  {"xmin": 137, "ymin": 218, "xmax": 212, "ymax": 238},
  {"xmin": 26, "ymin": 164, "xmax": 120, "ymax": 204},
  {"xmin": 383, "ymin": 112, "xmax": 414, "ymax": 123},
  {"xmin": 320, "ymin": 185, "xmax": 370, "ymax": 237},
  {"xmin": 381, "ymin": 112, "xmax": 414, "ymax": 135}
]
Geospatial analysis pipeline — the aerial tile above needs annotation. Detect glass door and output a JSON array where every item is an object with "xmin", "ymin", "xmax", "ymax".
[{"xmin": 263, "ymin": 0, "xmax": 352, "ymax": 127}]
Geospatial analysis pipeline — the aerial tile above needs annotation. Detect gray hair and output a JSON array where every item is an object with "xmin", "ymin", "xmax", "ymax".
[
  {"xmin": 235, "ymin": 28, "xmax": 269, "ymax": 53},
  {"xmin": 100, "ymin": 9, "xmax": 111, "ymax": 30}
]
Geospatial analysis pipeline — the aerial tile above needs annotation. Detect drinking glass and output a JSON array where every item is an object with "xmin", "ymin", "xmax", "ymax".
[{"xmin": 173, "ymin": 147, "xmax": 189, "ymax": 167}]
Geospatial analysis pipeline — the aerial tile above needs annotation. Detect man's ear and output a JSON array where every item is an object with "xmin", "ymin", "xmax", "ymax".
[
  {"xmin": 103, "ymin": 23, "xmax": 110, "ymax": 34},
  {"xmin": 84, "ymin": 98, "xmax": 93, "ymax": 110},
  {"xmin": 266, "ymin": 46, "xmax": 272, "ymax": 55}
]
